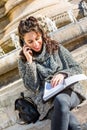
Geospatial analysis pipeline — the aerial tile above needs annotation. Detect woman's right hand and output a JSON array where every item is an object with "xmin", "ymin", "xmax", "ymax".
[{"xmin": 23, "ymin": 44, "xmax": 33, "ymax": 64}]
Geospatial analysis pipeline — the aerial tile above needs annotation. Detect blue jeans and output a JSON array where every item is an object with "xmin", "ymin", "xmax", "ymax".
[{"xmin": 51, "ymin": 89, "xmax": 83, "ymax": 130}]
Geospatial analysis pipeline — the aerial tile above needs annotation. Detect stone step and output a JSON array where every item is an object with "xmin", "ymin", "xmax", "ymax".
[
  {"xmin": 71, "ymin": 44, "xmax": 87, "ymax": 63},
  {"xmin": 2, "ymin": 120, "xmax": 50, "ymax": 130},
  {"xmin": 2, "ymin": 123, "xmax": 87, "ymax": 130},
  {"xmin": 0, "ymin": 79, "xmax": 25, "ymax": 107},
  {"xmin": 0, "ymin": 79, "xmax": 26, "ymax": 129},
  {"xmin": 2, "ymin": 101, "xmax": 87, "ymax": 130}
]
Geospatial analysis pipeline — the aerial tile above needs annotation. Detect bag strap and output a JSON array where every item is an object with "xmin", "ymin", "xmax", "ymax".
[
  {"xmin": 16, "ymin": 119, "xmax": 27, "ymax": 125},
  {"xmin": 20, "ymin": 92, "xmax": 37, "ymax": 109}
]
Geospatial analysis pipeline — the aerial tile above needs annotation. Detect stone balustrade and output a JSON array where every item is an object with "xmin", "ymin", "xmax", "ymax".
[{"xmin": 0, "ymin": 0, "xmax": 85, "ymax": 52}]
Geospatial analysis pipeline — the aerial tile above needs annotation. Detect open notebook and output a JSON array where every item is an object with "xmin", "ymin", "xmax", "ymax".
[{"xmin": 43, "ymin": 74, "xmax": 87, "ymax": 101}]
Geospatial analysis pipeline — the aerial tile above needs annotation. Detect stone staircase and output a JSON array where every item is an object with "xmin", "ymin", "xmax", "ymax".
[
  {"xmin": 0, "ymin": 43, "xmax": 87, "ymax": 130},
  {"xmin": 0, "ymin": 0, "xmax": 87, "ymax": 130},
  {"xmin": 0, "ymin": 79, "xmax": 24, "ymax": 129}
]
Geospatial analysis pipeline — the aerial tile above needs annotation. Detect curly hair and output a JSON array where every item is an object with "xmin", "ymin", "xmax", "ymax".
[{"xmin": 18, "ymin": 16, "xmax": 59, "ymax": 61}]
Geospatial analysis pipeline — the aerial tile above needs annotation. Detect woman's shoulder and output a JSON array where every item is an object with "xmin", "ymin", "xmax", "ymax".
[
  {"xmin": 59, "ymin": 44, "xmax": 67, "ymax": 51},
  {"xmin": 18, "ymin": 57, "xmax": 25, "ymax": 66},
  {"xmin": 58, "ymin": 44, "xmax": 71, "ymax": 55}
]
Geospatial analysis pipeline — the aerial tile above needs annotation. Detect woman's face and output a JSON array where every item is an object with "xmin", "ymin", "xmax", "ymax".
[{"xmin": 23, "ymin": 31, "xmax": 43, "ymax": 52}]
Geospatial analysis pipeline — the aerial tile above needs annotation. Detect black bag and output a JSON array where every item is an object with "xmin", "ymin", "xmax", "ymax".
[{"xmin": 15, "ymin": 92, "xmax": 40, "ymax": 124}]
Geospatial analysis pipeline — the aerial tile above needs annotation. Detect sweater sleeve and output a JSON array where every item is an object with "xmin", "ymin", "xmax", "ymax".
[
  {"xmin": 18, "ymin": 58, "xmax": 39, "ymax": 91},
  {"xmin": 58, "ymin": 45, "xmax": 82, "ymax": 77}
]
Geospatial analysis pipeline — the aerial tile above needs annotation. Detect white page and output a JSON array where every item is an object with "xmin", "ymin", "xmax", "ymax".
[{"xmin": 43, "ymin": 74, "xmax": 87, "ymax": 101}]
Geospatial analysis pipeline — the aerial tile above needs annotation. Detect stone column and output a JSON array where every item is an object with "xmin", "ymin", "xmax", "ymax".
[{"xmin": 0, "ymin": 0, "xmax": 9, "ymax": 40}]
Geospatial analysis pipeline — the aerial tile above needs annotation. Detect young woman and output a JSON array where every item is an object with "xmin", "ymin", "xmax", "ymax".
[{"xmin": 18, "ymin": 16, "xmax": 85, "ymax": 130}]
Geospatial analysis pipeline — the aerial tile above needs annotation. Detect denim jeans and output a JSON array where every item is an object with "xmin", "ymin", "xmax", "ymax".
[{"xmin": 51, "ymin": 89, "xmax": 82, "ymax": 130}]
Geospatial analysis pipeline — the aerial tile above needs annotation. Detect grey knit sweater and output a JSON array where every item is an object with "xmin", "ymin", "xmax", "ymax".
[{"xmin": 18, "ymin": 44, "xmax": 86, "ymax": 120}]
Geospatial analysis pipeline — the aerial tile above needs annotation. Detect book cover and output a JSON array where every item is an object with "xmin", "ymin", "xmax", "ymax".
[{"xmin": 43, "ymin": 74, "xmax": 87, "ymax": 101}]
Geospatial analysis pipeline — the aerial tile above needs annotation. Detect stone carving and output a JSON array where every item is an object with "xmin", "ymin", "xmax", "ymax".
[
  {"xmin": 67, "ymin": 9, "xmax": 77, "ymax": 23},
  {"xmin": 79, "ymin": 0, "xmax": 87, "ymax": 16},
  {"xmin": 10, "ymin": 33, "xmax": 20, "ymax": 49},
  {"xmin": 36, "ymin": 15, "xmax": 57, "ymax": 34}
]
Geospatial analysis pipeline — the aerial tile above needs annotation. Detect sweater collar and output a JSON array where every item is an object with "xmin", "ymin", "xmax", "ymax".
[{"xmin": 33, "ymin": 43, "xmax": 50, "ymax": 63}]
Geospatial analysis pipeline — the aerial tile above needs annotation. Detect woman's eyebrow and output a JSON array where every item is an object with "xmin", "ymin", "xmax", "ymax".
[{"xmin": 27, "ymin": 39, "xmax": 33, "ymax": 42}]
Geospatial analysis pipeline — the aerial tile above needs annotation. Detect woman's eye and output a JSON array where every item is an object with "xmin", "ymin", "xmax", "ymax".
[
  {"xmin": 36, "ymin": 37, "xmax": 40, "ymax": 40},
  {"xmin": 28, "ymin": 41, "xmax": 33, "ymax": 44}
]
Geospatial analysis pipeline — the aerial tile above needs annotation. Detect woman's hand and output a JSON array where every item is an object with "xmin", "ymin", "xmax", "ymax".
[
  {"xmin": 23, "ymin": 44, "xmax": 33, "ymax": 63},
  {"xmin": 51, "ymin": 73, "xmax": 66, "ymax": 87}
]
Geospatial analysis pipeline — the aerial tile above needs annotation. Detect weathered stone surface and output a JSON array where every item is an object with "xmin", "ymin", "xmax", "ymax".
[
  {"xmin": 0, "ymin": 79, "xmax": 25, "ymax": 107},
  {"xmin": 0, "ymin": 79, "xmax": 25, "ymax": 129},
  {"xmin": 72, "ymin": 101, "xmax": 87, "ymax": 124},
  {"xmin": 2, "ymin": 120, "xmax": 87, "ymax": 130},
  {"xmin": 0, "ymin": 107, "xmax": 16, "ymax": 129},
  {"xmin": 3, "ymin": 120, "xmax": 51, "ymax": 130},
  {"xmin": 0, "ymin": 49, "xmax": 20, "ymax": 76}
]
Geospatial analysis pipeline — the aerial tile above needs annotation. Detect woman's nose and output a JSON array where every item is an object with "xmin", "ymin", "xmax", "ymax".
[{"xmin": 34, "ymin": 41, "xmax": 39, "ymax": 46}]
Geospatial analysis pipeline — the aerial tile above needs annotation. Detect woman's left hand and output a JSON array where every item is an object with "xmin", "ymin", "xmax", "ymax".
[{"xmin": 51, "ymin": 73, "xmax": 66, "ymax": 87}]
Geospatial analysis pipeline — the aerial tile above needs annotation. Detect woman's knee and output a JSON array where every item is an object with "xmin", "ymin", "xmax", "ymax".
[
  {"xmin": 55, "ymin": 93, "xmax": 69, "ymax": 106},
  {"xmin": 54, "ymin": 94, "xmax": 70, "ymax": 112}
]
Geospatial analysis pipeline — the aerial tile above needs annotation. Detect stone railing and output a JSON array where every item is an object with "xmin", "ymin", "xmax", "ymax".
[{"xmin": 0, "ymin": 0, "xmax": 86, "ymax": 51}]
